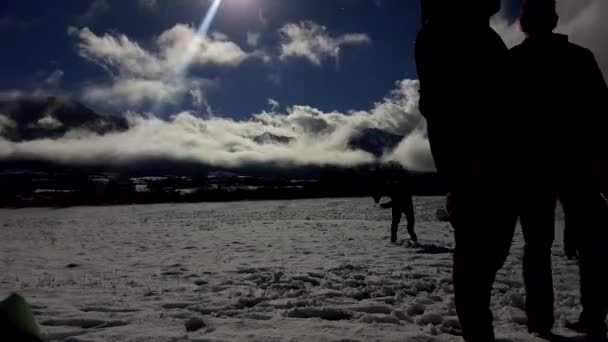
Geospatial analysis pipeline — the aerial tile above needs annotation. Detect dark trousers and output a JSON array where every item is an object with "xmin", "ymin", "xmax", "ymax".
[
  {"xmin": 521, "ymin": 177, "xmax": 608, "ymax": 336},
  {"xmin": 391, "ymin": 197, "xmax": 416, "ymax": 241},
  {"xmin": 520, "ymin": 188, "xmax": 557, "ymax": 332},
  {"xmin": 563, "ymin": 190, "xmax": 608, "ymax": 336},
  {"xmin": 447, "ymin": 187, "xmax": 519, "ymax": 341}
]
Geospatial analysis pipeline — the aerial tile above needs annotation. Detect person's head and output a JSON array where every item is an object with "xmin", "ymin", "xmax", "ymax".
[
  {"xmin": 421, "ymin": 0, "xmax": 501, "ymax": 24},
  {"xmin": 520, "ymin": 0, "xmax": 558, "ymax": 36}
]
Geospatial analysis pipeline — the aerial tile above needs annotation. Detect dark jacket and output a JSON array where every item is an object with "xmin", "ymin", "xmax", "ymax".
[
  {"xmin": 415, "ymin": 20, "xmax": 514, "ymax": 189},
  {"xmin": 510, "ymin": 34, "xmax": 608, "ymax": 176}
]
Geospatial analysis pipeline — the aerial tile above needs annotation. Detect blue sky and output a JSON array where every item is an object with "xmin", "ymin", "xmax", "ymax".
[{"xmin": 0, "ymin": 0, "xmax": 522, "ymax": 118}]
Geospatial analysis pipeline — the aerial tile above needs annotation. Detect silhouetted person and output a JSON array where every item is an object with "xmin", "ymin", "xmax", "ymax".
[
  {"xmin": 372, "ymin": 176, "xmax": 417, "ymax": 244},
  {"xmin": 416, "ymin": 1, "xmax": 519, "ymax": 340},
  {"xmin": 511, "ymin": 0, "xmax": 608, "ymax": 340}
]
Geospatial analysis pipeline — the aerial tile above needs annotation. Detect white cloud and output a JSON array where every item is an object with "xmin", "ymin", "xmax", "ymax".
[
  {"xmin": 492, "ymin": 0, "xmax": 608, "ymax": 79},
  {"xmin": 267, "ymin": 98, "xmax": 279, "ymax": 111},
  {"xmin": 247, "ymin": 31, "xmax": 261, "ymax": 48},
  {"xmin": 0, "ymin": 114, "xmax": 16, "ymax": 135},
  {"xmin": 44, "ymin": 69, "xmax": 65, "ymax": 87},
  {"xmin": 189, "ymin": 88, "xmax": 204, "ymax": 108},
  {"xmin": 70, "ymin": 27, "xmax": 164, "ymax": 78},
  {"xmin": 279, "ymin": 21, "xmax": 370, "ymax": 66},
  {"xmin": 32, "ymin": 115, "xmax": 63, "ymax": 130},
  {"xmin": 158, "ymin": 24, "xmax": 257, "ymax": 67},
  {"xmin": 69, "ymin": 24, "xmax": 265, "ymax": 108},
  {"xmin": 0, "ymin": 79, "xmax": 433, "ymax": 171},
  {"xmin": 383, "ymin": 131, "xmax": 435, "ymax": 172},
  {"xmin": 83, "ymin": 79, "xmax": 184, "ymax": 107}
]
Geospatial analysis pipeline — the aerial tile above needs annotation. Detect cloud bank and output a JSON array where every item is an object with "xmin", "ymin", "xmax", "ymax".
[{"xmin": 0, "ymin": 80, "xmax": 434, "ymax": 171}]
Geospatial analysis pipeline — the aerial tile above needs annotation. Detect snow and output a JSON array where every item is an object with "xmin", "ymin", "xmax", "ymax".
[{"xmin": 0, "ymin": 197, "xmax": 587, "ymax": 341}]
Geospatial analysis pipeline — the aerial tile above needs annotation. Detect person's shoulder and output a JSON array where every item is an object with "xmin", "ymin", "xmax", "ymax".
[
  {"xmin": 566, "ymin": 41, "xmax": 590, "ymax": 54},
  {"xmin": 559, "ymin": 38, "xmax": 594, "ymax": 59}
]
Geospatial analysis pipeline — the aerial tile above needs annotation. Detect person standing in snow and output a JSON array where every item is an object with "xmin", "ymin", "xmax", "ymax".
[
  {"xmin": 510, "ymin": 0, "xmax": 608, "ymax": 340},
  {"xmin": 416, "ymin": 0, "xmax": 520, "ymax": 340},
  {"xmin": 371, "ymin": 167, "xmax": 418, "ymax": 244}
]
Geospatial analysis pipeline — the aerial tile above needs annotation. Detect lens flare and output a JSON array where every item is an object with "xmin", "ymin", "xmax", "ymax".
[
  {"xmin": 152, "ymin": 0, "xmax": 223, "ymax": 113},
  {"xmin": 176, "ymin": 0, "xmax": 223, "ymax": 76}
]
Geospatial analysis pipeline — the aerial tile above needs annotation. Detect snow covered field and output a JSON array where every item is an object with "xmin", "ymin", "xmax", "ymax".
[{"xmin": 0, "ymin": 197, "xmax": 586, "ymax": 341}]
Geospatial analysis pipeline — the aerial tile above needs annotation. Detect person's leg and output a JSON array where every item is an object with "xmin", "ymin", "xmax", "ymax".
[
  {"xmin": 449, "ymin": 190, "xmax": 518, "ymax": 341},
  {"xmin": 561, "ymin": 190, "xmax": 608, "ymax": 339},
  {"xmin": 520, "ymin": 191, "xmax": 557, "ymax": 334},
  {"xmin": 390, "ymin": 204, "xmax": 401, "ymax": 243},
  {"xmin": 403, "ymin": 195, "xmax": 418, "ymax": 242}
]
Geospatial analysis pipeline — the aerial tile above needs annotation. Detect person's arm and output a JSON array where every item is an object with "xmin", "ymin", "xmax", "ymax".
[{"xmin": 380, "ymin": 200, "xmax": 394, "ymax": 209}]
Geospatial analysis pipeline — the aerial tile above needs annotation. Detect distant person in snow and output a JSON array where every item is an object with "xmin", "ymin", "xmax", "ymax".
[
  {"xmin": 371, "ymin": 163, "xmax": 417, "ymax": 244},
  {"xmin": 416, "ymin": 0, "xmax": 520, "ymax": 341},
  {"xmin": 511, "ymin": 0, "xmax": 608, "ymax": 340}
]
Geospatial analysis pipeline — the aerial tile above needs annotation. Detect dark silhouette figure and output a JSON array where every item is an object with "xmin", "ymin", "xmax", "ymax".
[
  {"xmin": 511, "ymin": 0, "xmax": 608, "ymax": 340},
  {"xmin": 372, "ymin": 181, "xmax": 417, "ymax": 244},
  {"xmin": 416, "ymin": 1, "xmax": 520, "ymax": 341}
]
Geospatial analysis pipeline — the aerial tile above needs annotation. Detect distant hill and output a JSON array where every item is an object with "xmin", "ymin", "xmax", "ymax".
[
  {"xmin": 252, "ymin": 129, "xmax": 404, "ymax": 158},
  {"xmin": 0, "ymin": 96, "xmax": 127, "ymax": 141},
  {"xmin": 253, "ymin": 132, "xmax": 294, "ymax": 145},
  {"xmin": 348, "ymin": 128, "xmax": 404, "ymax": 157},
  {"xmin": 0, "ymin": 157, "xmax": 447, "ymax": 207}
]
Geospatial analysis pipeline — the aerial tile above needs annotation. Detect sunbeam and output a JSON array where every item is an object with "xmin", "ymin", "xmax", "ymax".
[
  {"xmin": 150, "ymin": 0, "xmax": 223, "ymax": 114},
  {"xmin": 176, "ymin": 0, "xmax": 223, "ymax": 77}
]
